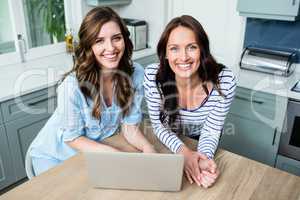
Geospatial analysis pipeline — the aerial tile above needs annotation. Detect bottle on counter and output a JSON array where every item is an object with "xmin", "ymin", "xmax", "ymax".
[{"xmin": 65, "ymin": 28, "xmax": 74, "ymax": 53}]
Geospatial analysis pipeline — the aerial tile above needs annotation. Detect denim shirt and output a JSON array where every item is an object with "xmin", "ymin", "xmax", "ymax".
[{"xmin": 29, "ymin": 63, "xmax": 144, "ymax": 161}]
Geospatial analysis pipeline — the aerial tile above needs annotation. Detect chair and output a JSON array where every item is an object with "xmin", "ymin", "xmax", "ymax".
[{"xmin": 25, "ymin": 150, "xmax": 35, "ymax": 179}]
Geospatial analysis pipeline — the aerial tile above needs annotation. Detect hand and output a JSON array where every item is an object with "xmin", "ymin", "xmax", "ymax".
[
  {"xmin": 178, "ymin": 145, "xmax": 202, "ymax": 186},
  {"xmin": 142, "ymin": 144, "xmax": 157, "ymax": 153},
  {"xmin": 198, "ymin": 155, "xmax": 219, "ymax": 188}
]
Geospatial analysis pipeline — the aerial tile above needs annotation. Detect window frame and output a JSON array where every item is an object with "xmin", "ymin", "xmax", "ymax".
[{"xmin": 0, "ymin": 0, "xmax": 73, "ymax": 67}]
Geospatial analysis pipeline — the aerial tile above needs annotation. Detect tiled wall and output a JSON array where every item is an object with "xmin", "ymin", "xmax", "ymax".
[{"xmin": 244, "ymin": 18, "xmax": 300, "ymax": 63}]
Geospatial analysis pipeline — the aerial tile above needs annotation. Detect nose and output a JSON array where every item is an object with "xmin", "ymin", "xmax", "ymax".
[
  {"xmin": 179, "ymin": 49, "xmax": 189, "ymax": 61},
  {"xmin": 104, "ymin": 40, "xmax": 115, "ymax": 51}
]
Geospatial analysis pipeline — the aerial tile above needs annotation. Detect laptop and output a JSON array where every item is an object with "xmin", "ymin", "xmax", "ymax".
[{"xmin": 83, "ymin": 151, "xmax": 184, "ymax": 192}]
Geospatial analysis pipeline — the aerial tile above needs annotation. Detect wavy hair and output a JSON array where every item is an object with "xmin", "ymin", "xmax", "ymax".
[
  {"xmin": 156, "ymin": 15, "xmax": 224, "ymax": 129},
  {"xmin": 63, "ymin": 6, "xmax": 134, "ymax": 119}
]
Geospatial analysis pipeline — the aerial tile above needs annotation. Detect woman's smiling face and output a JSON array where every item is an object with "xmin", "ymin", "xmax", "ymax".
[
  {"xmin": 92, "ymin": 20, "xmax": 125, "ymax": 71},
  {"xmin": 166, "ymin": 26, "xmax": 201, "ymax": 79}
]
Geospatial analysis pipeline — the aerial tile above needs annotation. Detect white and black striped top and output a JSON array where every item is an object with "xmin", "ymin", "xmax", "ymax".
[{"xmin": 143, "ymin": 63, "xmax": 236, "ymax": 159}]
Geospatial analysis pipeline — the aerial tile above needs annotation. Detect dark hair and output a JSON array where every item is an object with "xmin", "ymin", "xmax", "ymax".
[
  {"xmin": 156, "ymin": 15, "xmax": 224, "ymax": 129},
  {"xmin": 63, "ymin": 6, "xmax": 134, "ymax": 119}
]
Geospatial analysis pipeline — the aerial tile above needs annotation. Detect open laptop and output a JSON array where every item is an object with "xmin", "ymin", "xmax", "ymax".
[{"xmin": 83, "ymin": 151, "xmax": 184, "ymax": 192}]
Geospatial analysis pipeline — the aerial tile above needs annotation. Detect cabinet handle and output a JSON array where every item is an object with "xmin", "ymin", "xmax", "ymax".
[
  {"xmin": 235, "ymin": 95, "xmax": 264, "ymax": 104},
  {"xmin": 292, "ymin": 0, "xmax": 296, "ymax": 6},
  {"xmin": 272, "ymin": 127, "xmax": 277, "ymax": 146},
  {"xmin": 27, "ymin": 97, "xmax": 50, "ymax": 106}
]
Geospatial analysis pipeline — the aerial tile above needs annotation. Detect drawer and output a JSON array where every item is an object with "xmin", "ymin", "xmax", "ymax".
[
  {"xmin": 276, "ymin": 155, "xmax": 300, "ymax": 176},
  {"xmin": 134, "ymin": 54, "xmax": 158, "ymax": 67},
  {"xmin": 230, "ymin": 87, "xmax": 276, "ymax": 123},
  {"xmin": 1, "ymin": 86, "xmax": 56, "ymax": 123}
]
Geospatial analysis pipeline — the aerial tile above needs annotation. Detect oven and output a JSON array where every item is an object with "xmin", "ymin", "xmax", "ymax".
[{"xmin": 278, "ymin": 99, "xmax": 300, "ymax": 161}]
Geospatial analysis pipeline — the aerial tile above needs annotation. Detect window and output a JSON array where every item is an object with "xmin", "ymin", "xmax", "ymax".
[{"xmin": 0, "ymin": 0, "xmax": 71, "ymax": 66}]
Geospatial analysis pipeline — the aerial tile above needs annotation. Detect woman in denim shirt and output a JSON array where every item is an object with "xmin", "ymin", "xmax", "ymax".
[{"xmin": 29, "ymin": 7, "xmax": 156, "ymax": 176}]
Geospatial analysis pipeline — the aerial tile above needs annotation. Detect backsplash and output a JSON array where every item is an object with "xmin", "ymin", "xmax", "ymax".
[{"xmin": 244, "ymin": 18, "xmax": 300, "ymax": 63}]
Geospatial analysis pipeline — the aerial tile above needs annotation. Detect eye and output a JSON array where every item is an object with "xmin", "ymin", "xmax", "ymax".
[
  {"xmin": 169, "ymin": 47, "xmax": 178, "ymax": 52},
  {"xmin": 112, "ymin": 36, "xmax": 123, "ymax": 41},
  {"xmin": 187, "ymin": 45, "xmax": 198, "ymax": 51},
  {"xmin": 95, "ymin": 38, "xmax": 104, "ymax": 44}
]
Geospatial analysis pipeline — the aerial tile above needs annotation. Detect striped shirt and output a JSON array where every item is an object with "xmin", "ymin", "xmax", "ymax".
[{"xmin": 143, "ymin": 63, "xmax": 236, "ymax": 159}]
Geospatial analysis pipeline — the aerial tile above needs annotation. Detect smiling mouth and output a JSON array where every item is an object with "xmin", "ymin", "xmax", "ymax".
[
  {"xmin": 176, "ymin": 63, "xmax": 192, "ymax": 70},
  {"xmin": 102, "ymin": 53, "xmax": 118, "ymax": 60}
]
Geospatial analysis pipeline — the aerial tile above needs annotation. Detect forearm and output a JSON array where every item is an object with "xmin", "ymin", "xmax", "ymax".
[
  {"xmin": 197, "ymin": 132, "xmax": 220, "ymax": 159},
  {"xmin": 121, "ymin": 124, "xmax": 153, "ymax": 151},
  {"xmin": 65, "ymin": 136, "xmax": 119, "ymax": 152}
]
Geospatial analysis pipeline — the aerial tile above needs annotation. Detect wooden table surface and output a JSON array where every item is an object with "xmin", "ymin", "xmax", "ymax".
[{"xmin": 1, "ymin": 126, "xmax": 300, "ymax": 200}]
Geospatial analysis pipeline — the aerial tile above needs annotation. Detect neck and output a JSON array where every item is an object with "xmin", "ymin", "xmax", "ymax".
[
  {"xmin": 175, "ymin": 74, "xmax": 201, "ymax": 90},
  {"xmin": 101, "ymin": 71, "xmax": 114, "ymax": 83}
]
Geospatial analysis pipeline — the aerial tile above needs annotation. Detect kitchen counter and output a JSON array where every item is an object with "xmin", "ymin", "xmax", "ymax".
[
  {"xmin": 0, "ymin": 48, "xmax": 156, "ymax": 102},
  {"xmin": 237, "ymin": 67, "xmax": 300, "ymax": 100},
  {"xmin": 1, "ymin": 122, "xmax": 299, "ymax": 200}
]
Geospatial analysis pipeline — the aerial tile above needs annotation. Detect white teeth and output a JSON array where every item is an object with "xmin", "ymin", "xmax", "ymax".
[
  {"xmin": 177, "ymin": 64, "xmax": 191, "ymax": 69},
  {"xmin": 103, "ymin": 54, "xmax": 117, "ymax": 59}
]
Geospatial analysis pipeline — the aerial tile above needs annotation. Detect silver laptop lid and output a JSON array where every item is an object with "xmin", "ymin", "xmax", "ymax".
[{"xmin": 83, "ymin": 152, "xmax": 184, "ymax": 192}]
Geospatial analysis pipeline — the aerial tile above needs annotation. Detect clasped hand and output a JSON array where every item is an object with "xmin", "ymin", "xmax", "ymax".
[{"xmin": 179, "ymin": 146, "xmax": 219, "ymax": 188}]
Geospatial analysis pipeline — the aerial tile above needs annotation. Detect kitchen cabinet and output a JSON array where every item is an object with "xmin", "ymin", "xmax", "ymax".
[
  {"xmin": 237, "ymin": 0, "xmax": 300, "ymax": 21},
  {"xmin": 220, "ymin": 86, "xmax": 287, "ymax": 166},
  {"xmin": 276, "ymin": 155, "xmax": 300, "ymax": 176},
  {"xmin": 0, "ymin": 86, "xmax": 56, "ymax": 190},
  {"xmin": 6, "ymin": 116, "xmax": 51, "ymax": 180},
  {"xmin": 0, "ymin": 126, "xmax": 15, "ymax": 190}
]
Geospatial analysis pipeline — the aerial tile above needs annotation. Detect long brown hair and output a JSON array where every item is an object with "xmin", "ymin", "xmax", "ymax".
[
  {"xmin": 63, "ymin": 6, "xmax": 134, "ymax": 119},
  {"xmin": 156, "ymin": 15, "xmax": 224, "ymax": 128}
]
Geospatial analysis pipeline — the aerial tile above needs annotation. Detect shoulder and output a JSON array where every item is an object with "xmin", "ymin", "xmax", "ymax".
[
  {"xmin": 217, "ymin": 66, "xmax": 236, "ymax": 95},
  {"xmin": 57, "ymin": 73, "xmax": 83, "ymax": 99},
  {"xmin": 130, "ymin": 62, "xmax": 145, "ymax": 87},
  {"xmin": 144, "ymin": 63, "xmax": 159, "ymax": 77},
  {"xmin": 144, "ymin": 63, "xmax": 159, "ymax": 83}
]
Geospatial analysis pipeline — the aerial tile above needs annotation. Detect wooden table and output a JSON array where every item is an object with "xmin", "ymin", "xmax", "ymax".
[{"xmin": 1, "ymin": 127, "xmax": 300, "ymax": 200}]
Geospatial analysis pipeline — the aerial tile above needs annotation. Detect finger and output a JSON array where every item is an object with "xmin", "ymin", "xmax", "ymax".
[
  {"xmin": 200, "ymin": 174, "xmax": 214, "ymax": 188},
  {"xmin": 198, "ymin": 152, "xmax": 208, "ymax": 160},
  {"xmin": 199, "ymin": 174, "xmax": 209, "ymax": 188},
  {"xmin": 207, "ymin": 160, "xmax": 217, "ymax": 173},
  {"xmin": 202, "ymin": 170, "xmax": 218, "ymax": 179},
  {"xmin": 193, "ymin": 160, "xmax": 202, "ymax": 182},
  {"xmin": 185, "ymin": 170, "xmax": 193, "ymax": 184},
  {"xmin": 190, "ymin": 172, "xmax": 202, "ymax": 186}
]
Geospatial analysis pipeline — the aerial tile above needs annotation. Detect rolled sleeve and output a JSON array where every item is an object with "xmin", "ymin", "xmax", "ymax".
[{"xmin": 56, "ymin": 76, "xmax": 85, "ymax": 142}]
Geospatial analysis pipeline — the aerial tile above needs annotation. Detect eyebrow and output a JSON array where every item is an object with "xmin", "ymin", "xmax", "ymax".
[
  {"xmin": 96, "ymin": 33, "xmax": 123, "ymax": 39},
  {"xmin": 167, "ymin": 42, "xmax": 198, "ymax": 47}
]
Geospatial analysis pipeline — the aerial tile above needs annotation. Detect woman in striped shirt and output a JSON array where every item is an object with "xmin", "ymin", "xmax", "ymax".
[{"xmin": 144, "ymin": 15, "xmax": 236, "ymax": 188}]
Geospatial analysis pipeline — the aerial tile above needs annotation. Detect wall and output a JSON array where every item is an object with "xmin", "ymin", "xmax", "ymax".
[
  {"xmin": 70, "ymin": 0, "xmax": 167, "ymax": 50},
  {"xmin": 169, "ymin": 0, "xmax": 245, "ymax": 75}
]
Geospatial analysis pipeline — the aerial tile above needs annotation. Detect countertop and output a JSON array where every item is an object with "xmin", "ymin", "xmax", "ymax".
[
  {"xmin": 237, "ymin": 67, "xmax": 300, "ymax": 100},
  {"xmin": 1, "ymin": 51, "xmax": 300, "ymax": 102},
  {"xmin": 0, "ymin": 48, "xmax": 156, "ymax": 102},
  {"xmin": 0, "ymin": 122, "xmax": 299, "ymax": 200}
]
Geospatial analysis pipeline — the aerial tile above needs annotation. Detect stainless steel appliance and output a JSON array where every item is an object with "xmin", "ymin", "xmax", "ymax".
[
  {"xmin": 123, "ymin": 18, "xmax": 147, "ymax": 51},
  {"xmin": 240, "ymin": 46, "xmax": 297, "ymax": 76},
  {"xmin": 279, "ymin": 98, "xmax": 300, "ymax": 161}
]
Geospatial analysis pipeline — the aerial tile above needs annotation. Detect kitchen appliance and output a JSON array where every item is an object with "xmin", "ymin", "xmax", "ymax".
[
  {"xmin": 278, "ymin": 98, "xmax": 300, "ymax": 161},
  {"xmin": 240, "ymin": 46, "xmax": 297, "ymax": 76},
  {"xmin": 123, "ymin": 18, "xmax": 147, "ymax": 51},
  {"xmin": 86, "ymin": 0, "xmax": 132, "ymax": 6}
]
